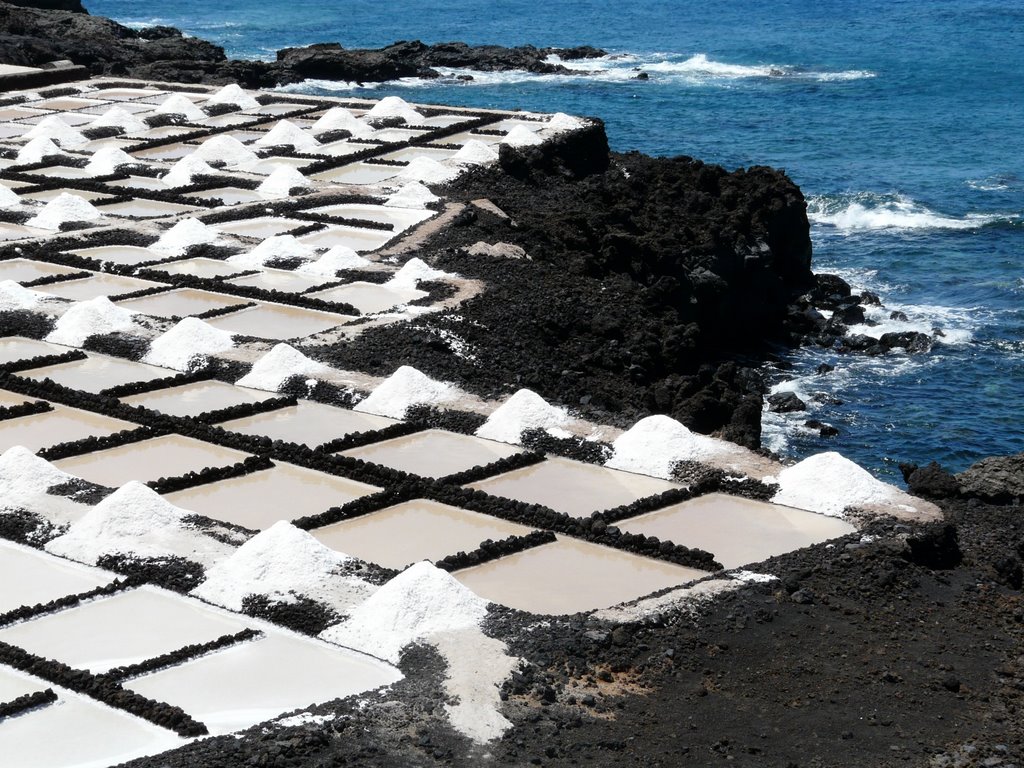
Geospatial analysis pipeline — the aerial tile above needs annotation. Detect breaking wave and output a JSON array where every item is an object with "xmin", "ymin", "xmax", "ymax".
[{"xmin": 807, "ymin": 193, "xmax": 1017, "ymax": 232}]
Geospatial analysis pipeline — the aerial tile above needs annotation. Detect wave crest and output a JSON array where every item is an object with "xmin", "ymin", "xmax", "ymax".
[{"xmin": 807, "ymin": 193, "xmax": 1016, "ymax": 232}]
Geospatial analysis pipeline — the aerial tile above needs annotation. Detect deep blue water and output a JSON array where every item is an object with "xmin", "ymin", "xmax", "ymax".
[{"xmin": 90, "ymin": 0, "xmax": 1024, "ymax": 479}]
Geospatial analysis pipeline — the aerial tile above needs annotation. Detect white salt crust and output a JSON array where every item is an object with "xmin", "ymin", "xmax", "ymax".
[
  {"xmin": 25, "ymin": 193, "xmax": 104, "ymax": 231},
  {"xmin": 385, "ymin": 181, "xmax": 439, "ymax": 209},
  {"xmin": 501, "ymin": 125, "xmax": 544, "ymax": 147},
  {"xmin": 207, "ymin": 83, "xmax": 260, "ymax": 110},
  {"xmin": 24, "ymin": 115, "xmax": 87, "ymax": 148},
  {"xmin": 296, "ymin": 245, "xmax": 370, "ymax": 276},
  {"xmin": 365, "ymin": 96, "xmax": 423, "ymax": 125},
  {"xmin": 0, "ymin": 280, "xmax": 45, "ymax": 312},
  {"xmin": 89, "ymin": 106, "xmax": 148, "ymax": 133},
  {"xmin": 227, "ymin": 234, "xmax": 316, "ymax": 269},
  {"xmin": 235, "ymin": 343, "xmax": 332, "ymax": 391},
  {"xmin": 451, "ymin": 140, "xmax": 499, "ymax": 165},
  {"xmin": 476, "ymin": 389, "xmax": 571, "ymax": 444},
  {"xmin": 311, "ymin": 107, "xmax": 375, "ymax": 139},
  {"xmin": 257, "ymin": 165, "xmax": 311, "ymax": 198},
  {"xmin": 606, "ymin": 415, "xmax": 730, "ymax": 479},
  {"xmin": 15, "ymin": 136, "xmax": 61, "ymax": 164},
  {"xmin": 45, "ymin": 296, "xmax": 135, "ymax": 346},
  {"xmin": 353, "ymin": 365, "xmax": 462, "ymax": 419},
  {"xmin": 771, "ymin": 451, "xmax": 907, "ymax": 518},
  {"xmin": 154, "ymin": 93, "xmax": 206, "ymax": 122},
  {"xmin": 151, "ymin": 218, "xmax": 222, "ymax": 256},
  {"xmin": 143, "ymin": 316, "xmax": 235, "ymax": 372},
  {"xmin": 255, "ymin": 120, "xmax": 320, "ymax": 152},
  {"xmin": 84, "ymin": 146, "xmax": 137, "ymax": 176},
  {"xmin": 162, "ymin": 154, "xmax": 219, "ymax": 188}
]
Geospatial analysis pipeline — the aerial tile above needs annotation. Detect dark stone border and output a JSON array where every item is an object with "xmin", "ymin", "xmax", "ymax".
[
  {"xmin": 0, "ymin": 399, "xmax": 52, "ymax": 422},
  {"xmin": 0, "ymin": 688, "xmax": 58, "ymax": 721},
  {"xmin": 37, "ymin": 425, "xmax": 167, "ymax": 461},
  {"xmin": 146, "ymin": 455, "xmax": 272, "ymax": 495},
  {"xmin": 0, "ymin": 578, "xmax": 132, "ymax": 629},
  {"xmin": 434, "ymin": 530, "xmax": 557, "ymax": 572},
  {"xmin": 102, "ymin": 628, "xmax": 262, "ymax": 683}
]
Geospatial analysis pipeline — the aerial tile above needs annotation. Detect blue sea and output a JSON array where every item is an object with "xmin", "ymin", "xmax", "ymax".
[{"xmin": 91, "ymin": 0, "xmax": 1024, "ymax": 480}]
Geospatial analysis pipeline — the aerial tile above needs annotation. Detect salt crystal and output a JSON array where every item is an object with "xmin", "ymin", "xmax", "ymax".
[
  {"xmin": 296, "ymin": 245, "xmax": 371, "ymax": 276},
  {"xmin": 227, "ymin": 234, "xmax": 316, "ymax": 269},
  {"xmin": 45, "ymin": 295, "xmax": 135, "ymax": 346},
  {"xmin": 385, "ymin": 257, "xmax": 456, "ymax": 289},
  {"xmin": 384, "ymin": 181, "xmax": 439, "ymax": 209},
  {"xmin": 476, "ymin": 389, "xmax": 570, "ymax": 444},
  {"xmin": 191, "ymin": 134, "xmax": 258, "ymax": 166},
  {"xmin": 354, "ymin": 365, "xmax": 461, "ymax": 419},
  {"xmin": 606, "ymin": 415, "xmax": 730, "ymax": 479},
  {"xmin": 0, "ymin": 183, "xmax": 20, "ymax": 209},
  {"xmin": 84, "ymin": 146, "xmax": 137, "ymax": 176},
  {"xmin": 365, "ymin": 96, "xmax": 423, "ymax": 125},
  {"xmin": 25, "ymin": 192, "xmax": 105, "ymax": 231},
  {"xmin": 151, "ymin": 217, "xmax": 222, "ymax": 256},
  {"xmin": 256, "ymin": 164, "xmax": 311, "ymax": 198},
  {"xmin": 397, "ymin": 157, "xmax": 460, "ymax": 184},
  {"xmin": 501, "ymin": 125, "xmax": 544, "ymax": 147},
  {"xmin": 154, "ymin": 93, "xmax": 207, "ymax": 122},
  {"xmin": 143, "ymin": 316, "xmax": 235, "ymax": 371},
  {"xmin": 88, "ymin": 106, "xmax": 148, "ymax": 133},
  {"xmin": 24, "ymin": 115, "xmax": 87, "ymax": 148},
  {"xmin": 451, "ymin": 140, "xmax": 499, "ymax": 165},
  {"xmin": 162, "ymin": 153, "xmax": 219, "ymax": 188},
  {"xmin": 254, "ymin": 120, "xmax": 321, "ymax": 152},
  {"xmin": 311, "ymin": 107, "xmax": 375, "ymax": 138},
  {"xmin": 207, "ymin": 83, "xmax": 260, "ymax": 110},
  {"xmin": 0, "ymin": 280, "xmax": 45, "ymax": 312},
  {"xmin": 546, "ymin": 112, "xmax": 587, "ymax": 133},
  {"xmin": 16, "ymin": 136, "xmax": 62, "ymax": 164},
  {"xmin": 235, "ymin": 343, "xmax": 332, "ymax": 391},
  {"xmin": 772, "ymin": 451, "xmax": 903, "ymax": 517}
]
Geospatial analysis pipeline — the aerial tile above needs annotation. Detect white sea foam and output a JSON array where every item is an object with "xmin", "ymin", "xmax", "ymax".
[{"xmin": 807, "ymin": 193, "xmax": 1012, "ymax": 232}]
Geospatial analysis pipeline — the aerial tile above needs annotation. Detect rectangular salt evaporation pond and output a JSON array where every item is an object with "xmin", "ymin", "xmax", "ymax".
[
  {"xmin": 0, "ymin": 223, "xmax": 48, "ymax": 242},
  {"xmin": 310, "ymin": 163, "xmax": 401, "ymax": 186},
  {"xmin": 0, "ymin": 405, "xmax": 134, "ymax": 453},
  {"xmin": 226, "ymin": 268, "xmax": 329, "ymax": 294},
  {"xmin": 618, "ymin": 493, "xmax": 857, "ymax": 569},
  {"xmin": 128, "ymin": 632, "xmax": 402, "ymax": 735},
  {"xmin": 21, "ymin": 353, "xmax": 169, "ymax": 395},
  {"xmin": 130, "ymin": 143, "xmax": 194, "ymax": 161},
  {"xmin": 307, "ymin": 202, "xmax": 434, "ymax": 231},
  {"xmin": 340, "ymin": 429, "xmax": 522, "ymax": 479},
  {"xmin": 189, "ymin": 187, "xmax": 264, "ymax": 206},
  {"xmin": 0, "ymin": 336, "xmax": 65, "ymax": 364},
  {"xmin": 0, "ymin": 586, "xmax": 253, "ymax": 673},
  {"xmin": 67, "ymin": 245, "xmax": 164, "ymax": 267},
  {"xmin": 467, "ymin": 456, "xmax": 681, "ymax": 519},
  {"xmin": 36, "ymin": 273, "xmax": 161, "ymax": 301},
  {"xmin": 0, "ymin": 683, "xmax": 185, "ymax": 768},
  {"xmin": 120, "ymin": 380, "xmax": 275, "ymax": 418},
  {"xmin": 164, "ymin": 461, "xmax": 379, "ymax": 530},
  {"xmin": 0, "ymin": 388, "xmax": 31, "ymax": 407},
  {"xmin": 312, "ymin": 498, "xmax": 536, "ymax": 569},
  {"xmin": 0, "ymin": 664, "xmax": 47, "ymax": 702},
  {"xmin": 0, "ymin": 257, "xmax": 79, "ymax": 283},
  {"xmin": 202, "ymin": 303, "xmax": 351, "ymax": 340},
  {"xmin": 115, "ymin": 288, "xmax": 247, "ymax": 319},
  {"xmin": 308, "ymin": 281, "xmax": 426, "ymax": 314},
  {"xmin": 380, "ymin": 146, "xmax": 459, "ymax": 163},
  {"xmin": 220, "ymin": 400, "xmax": 397, "ymax": 448},
  {"xmin": 99, "ymin": 200, "xmax": 201, "ymax": 219},
  {"xmin": 54, "ymin": 434, "xmax": 250, "ymax": 487},
  {"xmin": 456, "ymin": 536, "xmax": 709, "ymax": 615},
  {"xmin": 0, "ymin": 540, "xmax": 112, "ymax": 613},
  {"xmin": 149, "ymin": 256, "xmax": 245, "ymax": 279},
  {"xmin": 298, "ymin": 225, "xmax": 395, "ymax": 252},
  {"xmin": 19, "ymin": 188, "xmax": 113, "ymax": 203},
  {"xmin": 23, "ymin": 165, "xmax": 96, "ymax": 181},
  {"xmin": 216, "ymin": 216, "xmax": 308, "ymax": 239},
  {"xmin": 104, "ymin": 175, "xmax": 177, "ymax": 192}
]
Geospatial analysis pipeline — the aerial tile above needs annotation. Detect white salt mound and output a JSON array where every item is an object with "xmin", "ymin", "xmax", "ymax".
[
  {"xmin": 354, "ymin": 365, "xmax": 461, "ymax": 419},
  {"xmin": 0, "ymin": 446, "xmax": 87, "ymax": 526},
  {"xmin": 296, "ymin": 245, "xmax": 371, "ymax": 276},
  {"xmin": 501, "ymin": 125, "xmax": 544, "ymax": 147},
  {"xmin": 236, "ymin": 343, "xmax": 332, "ymax": 391},
  {"xmin": 151, "ymin": 217, "xmax": 222, "ymax": 256},
  {"xmin": 193, "ymin": 520, "xmax": 375, "ymax": 613},
  {"xmin": 24, "ymin": 115, "xmax": 87, "ymax": 148},
  {"xmin": 254, "ymin": 120, "xmax": 320, "ymax": 151},
  {"xmin": 366, "ymin": 96, "xmax": 423, "ymax": 124},
  {"xmin": 227, "ymin": 234, "xmax": 315, "ymax": 269},
  {"xmin": 257, "ymin": 164, "xmax": 311, "ymax": 197},
  {"xmin": 0, "ymin": 280, "xmax": 45, "ymax": 312},
  {"xmin": 0, "ymin": 182, "xmax": 20, "ymax": 208},
  {"xmin": 384, "ymin": 181, "xmax": 439, "ymax": 209},
  {"xmin": 84, "ymin": 146, "xmax": 137, "ymax": 176},
  {"xmin": 771, "ymin": 451, "xmax": 902, "ymax": 518},
  {"xmin": 89, "ymin": 106, "xmax": 148, "ymax": 133},
  {"xmin": 192, "ymin": 134, "xmax": 258, "ymax": 166},
  {"xmin": 321, "ymin": 561, "xmax": 488, "ymax": 663},
  {"xmin": 162, "ymin": 153, "xmax": 219, "ymax": 188},
  {"xmin": 143, "ymin": 316, "xmax": 235, "ymax": 372},
  {"xmin": 606, "ymin": 415, "xmax": 730, "ymax": 479},
  {"xmin": 207, "ymin": 83, "xmax": 260, "ymax": 110},
  {"xmin": 451, "ymin": 140, "xmax": 499, "ymax": 165},
  {"xmin": 46, "ymin": 481, "xmax": 231, "ymax": 567},
  {"xmin": 547, "ymin": 112, "xmax": 587, "ymax": 133},
  {"xmin": 25, "ymin": 193, "xmax": 104, "ymax": 231},
  {"xmin": 45, "ymin": 295, "xmax": 135, "ymax": 347},
  {"xmin": 476, "ymin": 389, "xmax": 571, "ymax": 444},
  {"xmin": 311, "ymin": 107, "xmax": 375, "ymax": 138},
  {"xmin": 386, "ymin": 257, "xmax": 455, "ymax": 289},
  {"xmin": 398, "ymin": 157, "xmax": 460, "ymax": 184},
  {"xmin": 154, "ymin": 93, "xmax": 206, "ymax": 122},
  {"xmin": 16, "ymin": 136, "xmax": 62, "ymax": 164}
]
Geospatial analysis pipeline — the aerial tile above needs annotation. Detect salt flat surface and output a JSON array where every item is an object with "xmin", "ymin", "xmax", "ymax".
[
  {"xmin": 0, "ymin": 586, "xmax": 252, "ymax": 673},
  {"xmin": 21, "ymin": 353, "xmax": 168, "ymax": 394},
  {"xmin": 0, "ymin": 258, "xmax": 78, "ymax": 283},
  {"xmin": 0, "ymin": 664, "xmax": 47, "ymax": 702},
  {"xmin": 455, "ymin": 537, "xmax": 708, "ymax": 615},
  {"xmin": 468, "ymin": 456, "xmax": 680, "ymax": 518},
  {"xmin": 219, "ymin": 400, "xmax": 397, "ymax": 447},
  {"xmin": 341, "ymin": 429, "xmax": 522, "ymax": 479},
  {"xmin": 202, "ymin": 303, "xmax": 350, "ymax": 339},
  {"xmin": 115, "ymin": 288, "xmax": 246, "ymax": 319},
  {"xmin": 0, "ymin": 540, "xmax": 112, "ymax": 614},
  {"xmin": 120, "ymin": 380, "xmax": 275, "ymax": 418},
  {"xmin": 0, "ymin": 336, "xmax": 65, "ymax": 365},
  {"xmin": 128, "ymin": 631, "xmax": 401, "ymax": 735},
  {"xmin": 0, "ymin": 405, "xmax": 134, "ymax": 453}
]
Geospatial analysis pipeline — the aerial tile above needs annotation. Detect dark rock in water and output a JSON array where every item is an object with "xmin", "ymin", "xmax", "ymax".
[
  {"xmin": 634, "ymin": 71, "xmax": 650, "ymax": 80},
  {"xmin": 957, "ymin": 453, "xmax": 1024, "ymax": 503},
  {"xmin": 900, "ymin": 461, "xmax": 961, "ymax": 499},
  {"xmin": 810, "ymin": 392, "xmax": 843, "ymax": 406},
  {"xmin": 767, "ymin": 392, "xmax": 806, "ymax": 413},
  {"xmin": 879, "ymin": 331, "xmax": 933, "ymax": 354},
  {"xmin": 816, "ymin": 363, "xmax": 835, "ymax": 375},
  {"xmin": 275, "ymin": 42, "xmax": 438, "ymax": 83},
  {"xmin": 5, "ymin": 0, "xmax": 84, "ymax": 10},
  {"xmin": 833, "ymin": 303, "xmax": 866, "ymax": 325},
  {"xmin": 840, "ymin": 334, "xmax": 877, "ymax": 352},
  {"xmin": 804, "ymin": 419, "xmax": 839, "ymax": 437},
  {"xmin": 813, "ymin": 273, "xmax": 853, "ymax": 301},
  {"xmin": 890, "ymin": 310, "xmax": 909, "ymax": 321},
  {"xmin": 860, "ymin": 290, "xmax": 883, "ymax": 306}
]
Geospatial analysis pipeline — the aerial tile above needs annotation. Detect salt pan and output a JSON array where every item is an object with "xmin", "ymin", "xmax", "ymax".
[
  {"xmin": 254, "ymin": 120, "xmax": 320, "ymax": 152},
  {"xmin": 162, "ymin": 153, "xmax": 220, "ymax": 188},
  {"xmin": 207, "ymin": 83, "xmax": 260, "ymax": 110},
  {"xmin": 235, "ymin": 343, "xmax": 332, "ymax": 390},
  {"xmin": 501, "ymin": 125, "xmax": 544, "ymax": 147},
  {"xmin": 296, "ymin": 245, "xmax": 370, "ymax": 276},
  {"xmin": 353, "ymin": 365, "xmax": 461, "ymax": 419},
  {"xmin": 771, "ymin": 451, "xmax": 903, "ymax": 518},
  {"xmin": 227, "ymin": 234, "xmax": 316, "ymax": 269},
  {"xmin": 384, "ymin": 181, "xmax": 439, "ymax": 209},
  {"xmin": 192, "ymin": 520, "xmax": 375, "ymax": 613},
  {"xmin": 606, "ymin": 415, "xmax": 730, "ymax": 479},
  {"xmin": 257, "ymin": 165, "xmax": 311, "ymax": 198},
  {"xmin": 476, "ymin": 389, "xmax": 570, "ymax": 444},
  {"xmin": 15, "ymin": 136, "xmax": 62, "ymax": 164},
  {"xmin": 46, "ymin": 481, "xmax": 232, "ymax": 567},
  {"xmin": 88, "ymin": 106, "xmax": 148, "ymax": 133},
  {"xmin": 143, "ymin": 316, "xmax": 235, "ymax": 371},
  {"xmin": 45, "ymin": 295, "xmax": 136, "ymax": 346},
  {"xmin": 24, "ymin": 115, "xmax": 87, "ymax": 148},
  {"xmin": 25, "ymin": 192, "xmax": 104, "ymax": 231},
  {"xmin": 192, "ymin": 134, "xmax": 258, "ymax": 166},
  {"xmin": 151, "ymin": 217, "xmax": 222, "ymax": 256},
  {"xmin": 154, "ymin": 93, "xmax": 206, "ymax": 122}
]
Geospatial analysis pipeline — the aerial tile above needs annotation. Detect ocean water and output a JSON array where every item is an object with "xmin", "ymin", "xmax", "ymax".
[{"xmin": 90, "ymin": 0, "xmax": 1024, "ymax": 479}]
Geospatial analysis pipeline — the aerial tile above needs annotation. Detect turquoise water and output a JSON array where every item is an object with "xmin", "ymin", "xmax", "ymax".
[{"xmin": 90, "ymin": 0, "xmax": 1024, "ymax": 478}]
